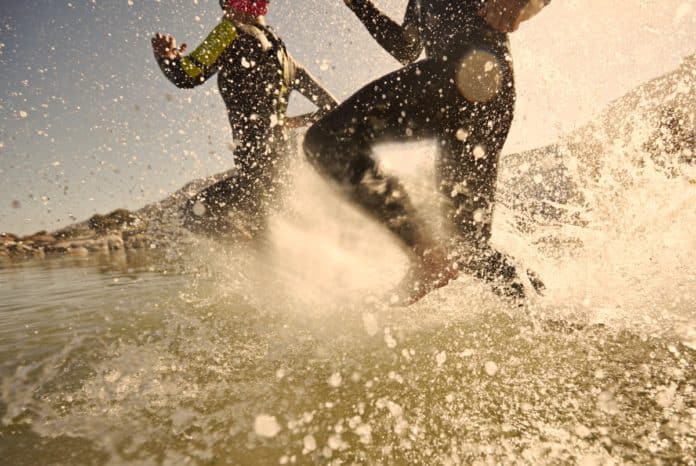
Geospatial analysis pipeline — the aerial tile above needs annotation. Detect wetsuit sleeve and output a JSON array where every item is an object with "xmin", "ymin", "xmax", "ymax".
[
  {"xmin": 290, "ymin": 59, "xmax": 339, "ymax": 118},
  {"xmin": 346, "ymin": 0, "xmax": 423, "ymax": 65},
  {"xmin": 156, "ymin": 20, "xmax": 237, "ymax": 89}
]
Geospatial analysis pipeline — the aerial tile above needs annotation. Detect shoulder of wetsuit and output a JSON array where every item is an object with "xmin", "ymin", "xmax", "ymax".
[
  {"xmin": 517, "ymin": 0, "xmax": 551, "ymax": 24},
  {"xmin": 259, "ymin": 24, "xmax": 285, "ymax": 47}
]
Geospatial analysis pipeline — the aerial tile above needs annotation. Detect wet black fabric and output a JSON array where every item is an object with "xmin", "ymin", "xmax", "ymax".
[
  {"xmin": 157, "ymin": 23, "xmax": 334, "ymax": 239},
  {"xmin": 347, "ymin": 0, "xmax": 509, "ymax": 63},
  {"xmin": 183, "ymin": 126, "xmax": 290, "ymax": 239},
  {"xmin": 158, "ymin": 23, "xmax": 295, "ymax": 137},
  {"xmin": 305, "ymin": 0, "xmax": 546, "ymax": 296}
]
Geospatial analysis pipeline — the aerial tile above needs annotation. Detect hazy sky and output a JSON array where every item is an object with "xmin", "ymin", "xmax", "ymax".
[{"xmin": 1, "ymin": 0, "xmax": 694, "ymax": 235}]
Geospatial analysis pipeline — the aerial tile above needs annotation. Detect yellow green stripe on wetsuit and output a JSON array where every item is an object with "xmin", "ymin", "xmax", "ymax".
[{"xmin": 181, "ymin": 20, "xmax": 237, "ymax": 78}]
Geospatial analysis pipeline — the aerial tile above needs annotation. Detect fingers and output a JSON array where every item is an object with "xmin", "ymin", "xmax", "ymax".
[
  {"xmin": 151, "ymin": 33, "xmax": 185, "ymax": 59},
  {"xmin": 284, "ymin": 116, "xmax": 299, "ymax": 129},
  {"xmin": 152, "ymin": 33, "xmax": 175, "ymax": 45},
  {"xmin": 172, "ymin": 43, "xmax": 187, "ymax": 59},
  {"xmin": 152, "ymin": 33, "xmax": 167, "ymax": 57},
  {"xmin": 165, "ymin": 35, "xmax": 176, "ymax": 51},
  {"xmin": 284, "ymin": 115, "xmax": 309, "ymax": 130}
]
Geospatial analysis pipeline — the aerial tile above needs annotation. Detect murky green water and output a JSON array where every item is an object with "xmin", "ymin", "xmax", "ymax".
[
  {"xmin": 1, "ymin": 247, "xmax": 694, "ymax": 465},
  {"xmin": 2, "ymin": 151, "xmax": 696, "ymax": 465}
]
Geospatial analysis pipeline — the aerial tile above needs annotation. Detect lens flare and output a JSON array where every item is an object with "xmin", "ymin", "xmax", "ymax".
[{"xmin": 455, "ymin": 49, "xmax": 502, "ymax": 103}]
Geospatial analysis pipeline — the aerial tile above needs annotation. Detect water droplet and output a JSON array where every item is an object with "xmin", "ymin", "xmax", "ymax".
[
  {"xmin": 254, "ymin": 414, "xmax": 281, "ymax": 438},
  {"xmin": 303, "ymin": 434, "xmax": 317, "ymax": 452},
  {"xmin": 328, "ymin": 372, "xmax": 342, "ymax": 388},
  {"xmin": 455, "ymin": 49, "xmax": 501, "ymax": 103},
  {"xmin": 192, "ymin": 201, "xmax": 206, "ymax": 217},
  {"xmin": 473, "ymin": 145, "xmax": 486, "ymax": 159},
  {"xmin": 484, "ymin": 361, "xmax": 499, "ymax": 376}
]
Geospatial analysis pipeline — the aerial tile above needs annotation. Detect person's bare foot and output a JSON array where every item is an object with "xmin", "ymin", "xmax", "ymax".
[{"xmin": 393, "ymin": 247, "xmax": 459, "ymax": 305}]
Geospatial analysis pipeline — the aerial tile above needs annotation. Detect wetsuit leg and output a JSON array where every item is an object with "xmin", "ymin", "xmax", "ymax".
[
  {"xmin": 436, "ymin": 105, "xmax": 528, "ymax": 297},
  {"xmin": 304, "ymin": 60, "xmax": 449, "ymax": 253},
  {"xmin": 182, "ymin": 127, "xmax": 287, "ymax": 240},
  {"xmin": 305, "ymin": 49, "xmax": 543, "ymax": 297},
  {"xmin": 434, "ymin": 51, "xmax": 544, "ymax": 297}
]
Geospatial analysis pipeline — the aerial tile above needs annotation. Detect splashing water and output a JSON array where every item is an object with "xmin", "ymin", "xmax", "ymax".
[{"xmin": 2, "ymin": 118, "xmax": 696, "ymax": 464}]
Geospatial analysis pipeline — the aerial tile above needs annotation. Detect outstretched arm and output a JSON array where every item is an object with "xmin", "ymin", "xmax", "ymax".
[
  {"xmin": 285, "ymin": 57, "xmax": 338, "ymax": 129},
  {"xmin": 294, "ymin": 64, "xmax": 338, "ymax": 116},
  {"xmin": 152, "ymin": 20, "xmax": 237, "ymax": 89},
  {"xmin": 343, "ymin": 0, "xmax": 423, "ymax": 65}
]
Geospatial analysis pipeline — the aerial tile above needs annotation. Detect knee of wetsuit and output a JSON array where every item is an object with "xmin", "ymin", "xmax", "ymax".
[
  {"xmin": 303, "ymin": 123, "xmax": 330, "ymax": 167},
  {"xmin": 454, "ymin": 48, "xmax": 505, "ymax": 104}
]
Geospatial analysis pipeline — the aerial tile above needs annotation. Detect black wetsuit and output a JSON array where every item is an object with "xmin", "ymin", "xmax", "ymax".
[
  {"xmin": 157, "ymin": 19, "xmax": 336, "ymax": 238},
  {"xmin": 304, "ymin": 0, "xmax": 548, "ymax": 296}
]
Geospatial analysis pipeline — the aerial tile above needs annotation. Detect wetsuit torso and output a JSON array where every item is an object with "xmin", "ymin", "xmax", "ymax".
[
  {"xmin": 304, "ymin": 0, "xmax": 550, "ymax": 298},
  {"xmin": 155, "ymin": 19, "xmax": 337, "ymax": 238},
  {"xmin": 217, "ymin": 24, "xmax": 294, "ymax": 133},
  {"xmin": 157, "ymin": 20, "xmax": 296, "ymax": 139}
]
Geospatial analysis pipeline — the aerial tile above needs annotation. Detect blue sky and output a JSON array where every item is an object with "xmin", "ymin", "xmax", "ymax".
[{"xmin": 1, "ymin": 0, "xmax": 694, "ymax": 235}]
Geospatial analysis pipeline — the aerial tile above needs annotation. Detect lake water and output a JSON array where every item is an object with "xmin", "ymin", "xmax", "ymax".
[{"xmin": 1, "ymin": 155, "xmax": 695, "ymax": 465}]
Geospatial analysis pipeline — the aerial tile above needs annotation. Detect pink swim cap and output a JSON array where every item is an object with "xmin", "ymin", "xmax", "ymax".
[{"xmin": 225, "ymin": 0, "xmax": 269, "ymax": 16}]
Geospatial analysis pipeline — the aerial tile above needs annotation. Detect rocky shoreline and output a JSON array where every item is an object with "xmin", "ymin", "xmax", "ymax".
[
  {"xmin": 0, "ymin": 211, "xmax": 171, "ymax": 260},
  {"xmin": 0, "ymin": 168, "xmax": 237, "ymax": 262}
]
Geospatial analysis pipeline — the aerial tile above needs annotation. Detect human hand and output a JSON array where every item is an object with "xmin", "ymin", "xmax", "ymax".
[
  {"xmin": 479, "ymin": 0, "xmax": 530, "ymax": 33},
  {"xmin": 151, "ymin": 33, "xmax": 188, "ymax": 60}
]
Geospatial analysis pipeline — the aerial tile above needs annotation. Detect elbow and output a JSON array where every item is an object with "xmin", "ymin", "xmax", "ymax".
[
  {"xmin": 396, "ymin": 52, "xmax": 419, "ymax": 66},
  {"xmin": 394, "ymin": 29, "xmax": 422, "ymax": 65},
  {"xmin": 170, "ymin": 74, "xmax": 204, "ymax": 89},
  {"xmin": 174, "ymin": 80, "xmax": 197, "ymax": 89},
  {"xmin": 395, "ymin": 47, "xmax": 422, "ymax": 65}
]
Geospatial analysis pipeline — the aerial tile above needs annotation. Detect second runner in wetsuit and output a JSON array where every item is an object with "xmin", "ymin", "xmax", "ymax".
[
  {"xmin": 304, "ymin": 0, "xmax": 549, "ymax": 301},
  {"xmin": 153, "ymin": 0, "xmax": 337, "ymax": 239}
]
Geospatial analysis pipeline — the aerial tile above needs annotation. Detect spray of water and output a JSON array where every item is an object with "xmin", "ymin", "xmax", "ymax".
[{"xmin": 2, "ymin": 58, "xmax": 696, "ymax": 466}]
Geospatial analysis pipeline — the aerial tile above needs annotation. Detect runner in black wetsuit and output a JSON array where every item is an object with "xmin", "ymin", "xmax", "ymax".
[
  {"xmin": 304, "ymin": 0, "xmax": 549, "ymax": 302},
  {"xmin": 152, "ymin": 0, "xmax": 337, "ymax": 239}
]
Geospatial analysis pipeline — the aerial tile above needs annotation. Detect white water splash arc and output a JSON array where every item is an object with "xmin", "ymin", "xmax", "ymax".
[{"xmin": 496, "ymin": 54, "xmax": 696, "ymax": 338}]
